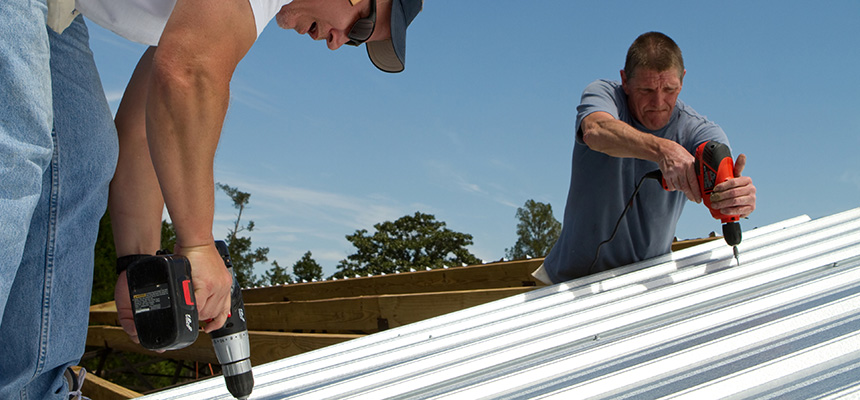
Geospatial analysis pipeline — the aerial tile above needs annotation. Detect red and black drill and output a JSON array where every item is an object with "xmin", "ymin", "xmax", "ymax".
[
  {"xmin": 126, "ymin": 240, "xmax": 254, "ymax": 399},
  {"xmin": 591, "ymin": 140, "xmax": 743, "ymax": 272},
  {"xmin": 657, "ymin": 140, "xmax": 742, "ymax": 264},
  {"xmin": 695, "ymin": 141, "xmax": 742, "ymax": 263}
]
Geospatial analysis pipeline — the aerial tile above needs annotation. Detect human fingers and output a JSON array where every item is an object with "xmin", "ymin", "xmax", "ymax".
[
  {"xmin": 734, "ymin": 153, "xmax": 747, "ymax": 177},
  {"xmin": 658, "ymin": 141, "xmax": 698, "ymax": 202},
  {"xmin": 665, "ymin": 162, "xmax": 699, "ymax": 202},
  {"xmin": 713, "ymin": 175, "xmax": 753, "ymax": 194},
  {"xmin": 181, "ymin": 244, "xmax": 233, "ymax": 332},
  {"xmin": 114, "ymin": 272, "xmax": 139, "ymax": 344},
  {"xmin": 195, "ymin": 276, "xmax": 232, "ymax": 333},
  {"xmin": 711, "ymin": 176, "xmax": 756, "ymax": 217},
  {"xmin": 715, "ymin": 199, "xmax": 756, "ymax": 218},
  {"xmin": 203, "ymin": 309, "xmax": 231, "ymax": 334},
  {"xmin": 684, "ymin": 162, "xmax": 701, "ymax": 203}
]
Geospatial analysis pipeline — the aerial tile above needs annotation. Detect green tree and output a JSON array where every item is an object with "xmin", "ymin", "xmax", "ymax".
[
  {"xmin": 292, "ymin": 251, "xmax": 323, "ymax": 282},
  {"xmin": 161, "ymin": 219, "xmax": 176, "ymax": 251},
  {"xmin": 333, "ymin": 211, "xmax": 481, "ymax": 278},
  {"xmin": 91, "ymin": 212, "xmax": 117, "ymax": 305},
  {"xmin": 334, "ymin": 259, "xmax": 357, "ymax": 278},
  {"xmin": 505, "ymin": 199, "xmax": 562, "ymax": 260},
  {"xmin": 217, "ymin": 183, "xmax": 267, "ymax": 287},
  {"xmin": 263, "ymin": 260, "xmax": 291, "ymax": 285}
]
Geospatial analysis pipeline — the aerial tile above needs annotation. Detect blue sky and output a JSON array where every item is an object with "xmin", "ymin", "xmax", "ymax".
[{"xmin": 86, "ymin": 1, "xmax": 860, "ymax": 279}]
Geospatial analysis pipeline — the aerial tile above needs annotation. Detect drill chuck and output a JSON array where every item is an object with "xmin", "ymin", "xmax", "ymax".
[
  {"xmin": 722, "ymin": 221, "xmax": 742, "ymax": 247},
  {"xmin": 212, "ymin": 328, "xmax": 253, "ymax": 399},
  {"xmin": 213, "ymin": 241, "xmax": 254, "ymax": 399},
  {"xmin": 223, "ymin": 369, "xmax": 254, "ymax": 400}
]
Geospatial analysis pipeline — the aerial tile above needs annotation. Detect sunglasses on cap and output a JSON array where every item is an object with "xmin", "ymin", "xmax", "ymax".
[{"xmin": 345, "ymin": 0, "xmax": 376, "ymax": 46}]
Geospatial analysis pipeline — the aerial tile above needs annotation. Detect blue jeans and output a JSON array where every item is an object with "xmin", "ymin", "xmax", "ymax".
[{"xmin": 0, "ymin": 2, "xmax": 118, "ymax": 397}]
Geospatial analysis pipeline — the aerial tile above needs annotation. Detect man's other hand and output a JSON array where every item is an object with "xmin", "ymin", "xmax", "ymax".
[
  {"xmin": 710, "ymin": 153, "xmax": 757, "ymax": 218},
  {"xmin": 114, "ymin": 271, "xmax": 139, "ymax": 344},
  {"xmin": 176, "ymin": 242, "xmax": 233, "ymax": 333},
  {"xmin": 659, "ymin": 140, "xmax": 701, "ymax": 203}
]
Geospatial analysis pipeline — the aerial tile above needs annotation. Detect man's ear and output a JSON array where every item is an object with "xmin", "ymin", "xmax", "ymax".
[{"xmin": 620, "ymin": 69, "xmax": 629, "ymax": 93}]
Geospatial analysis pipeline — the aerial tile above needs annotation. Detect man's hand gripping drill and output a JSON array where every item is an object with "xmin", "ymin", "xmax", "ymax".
[
  {"xmin": 115, "ymin": 240, "xmax": 254, "ymax": 399},
  {"xmin": 653, "ymin": 140, "xmax": 756, "ymax": 265}
]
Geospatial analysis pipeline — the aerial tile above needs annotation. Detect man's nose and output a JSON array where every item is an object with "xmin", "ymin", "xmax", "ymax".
[{"xmin": 327, "ymin": 31, "xmax": 349, "ymax": 50}]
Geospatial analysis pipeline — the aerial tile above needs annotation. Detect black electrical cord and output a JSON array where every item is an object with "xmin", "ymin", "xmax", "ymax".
[{"xmin": 588, "ymin": 170, "xmax": 663, "ymax": 275}]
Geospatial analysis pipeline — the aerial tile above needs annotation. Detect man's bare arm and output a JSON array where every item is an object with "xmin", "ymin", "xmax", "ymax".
[
  {"xmin": 110, "ymin": 46, "xmax": 162, "ymax": 343},
  {"xmin": 145, "ymin": 0, "xmax": 257, "ymax": 332},
  {"xmin": 580, "ymin": 111, "xmax": 701, "ymax": 202},
  {"xmin": 110, "ymin": 47, "xmax": 162, "ymax": 258}
]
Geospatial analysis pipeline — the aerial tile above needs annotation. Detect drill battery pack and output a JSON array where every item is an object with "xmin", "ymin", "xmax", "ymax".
[{"xmin": 127, "ymin": 254, "xmax": 199, "ymax": 351}]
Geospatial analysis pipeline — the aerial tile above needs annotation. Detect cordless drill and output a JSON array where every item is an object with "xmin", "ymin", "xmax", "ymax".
[
  {"xmin": 126, "ymin": 240, "xmax": 254, "ymax": 399},
  {"xmin": 652, "ymin": 141, "xmax": 742, "ymax": 264},
  {"xmin": 695, "ymin": 140, "xmax": 742, "ymax": 264}
]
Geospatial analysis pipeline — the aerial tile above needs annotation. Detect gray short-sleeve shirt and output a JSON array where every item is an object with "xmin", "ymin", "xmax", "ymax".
[{"xmin": 543, "ymin": 79, "xmax": 729, "ymax": 283}]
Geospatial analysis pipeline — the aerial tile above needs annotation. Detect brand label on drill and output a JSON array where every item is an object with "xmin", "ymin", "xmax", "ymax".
[{"xmin": 133, "ymin": 286, "xmax": 170, "ymax": 314}]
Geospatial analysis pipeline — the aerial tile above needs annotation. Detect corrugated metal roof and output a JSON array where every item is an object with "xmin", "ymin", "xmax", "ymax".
[{"xmin": 140, "ymin": 207, "xmax": 860, "ymax": 400}]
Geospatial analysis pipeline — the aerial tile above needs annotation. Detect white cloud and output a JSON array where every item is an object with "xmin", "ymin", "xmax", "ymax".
[
  {"xmin": 102, "ymin": 89, "xmax": 125, "ymax": 115},
  {"xmin": 214, "ymin": 172, "xmax": 406, "ymax": 234},
  {"xmin": 425, "ymin": 159, "xmax": 519, "ymax": 208},
  {"xmin": 426, "ymin": 159, "xmax": 485, "ymax": 194},
  {"xmin": 104, "ymin": 89, "xmax": 124, "ymax": 104},
  {"xmin": 229, "ymin": 82, "xmax": 282, "ymax": 118}
]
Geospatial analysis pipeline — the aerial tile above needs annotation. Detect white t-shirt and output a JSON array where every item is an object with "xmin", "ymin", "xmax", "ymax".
[{"xmin": 76, "ymin": 0, "xmax": 291, "ymax": 46}]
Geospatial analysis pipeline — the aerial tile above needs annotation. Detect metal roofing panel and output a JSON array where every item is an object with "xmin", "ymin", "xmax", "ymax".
[{"xmin": 139, "ymin": 207, "xmax": 860, "ymax": 399}]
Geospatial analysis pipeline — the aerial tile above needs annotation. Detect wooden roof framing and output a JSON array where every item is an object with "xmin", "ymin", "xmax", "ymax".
[{"xmin": 84, "ymin": 239, "xmax": 714, "ymax": 397}]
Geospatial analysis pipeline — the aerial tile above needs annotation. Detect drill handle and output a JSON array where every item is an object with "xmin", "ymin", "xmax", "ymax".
[
  {"xmin": 211, "ymin": 240, "xmax": 249, "ymax": 338},
  {"xmin": 697, "ymin": 141, "xmax": 740, "ymax": 223},
  {"xmin": 211, "ymin": 272, "xmax": 248, "ymax": 338}
]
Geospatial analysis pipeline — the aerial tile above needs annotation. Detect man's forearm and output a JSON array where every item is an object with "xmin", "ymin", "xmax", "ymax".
[
  {"xmin": 143, "ymin": 0, "xmax": 256, "ymax": 248},
  {"xmin": 111, "ymin": 0, "xmax": 260, "ymax": 336},
  {"xmin": 580, "ymin": 112, "xmax": 667, "ymax": 162},
  {"xmin": 145, "ymin": 50, "xmax": 226, "ymax": 247},
  {"xmin": 110, "ymin": 47, "xmax": 163, "ymax": 256},
  {"xmin": 580, "ymin": 111, "xmax": 700, "ymax": 201}
]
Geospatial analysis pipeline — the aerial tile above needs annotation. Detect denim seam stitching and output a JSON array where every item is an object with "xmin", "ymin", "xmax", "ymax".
[{"xmin": 35, "ymin": 127, "xmax": 60, "ymax": 380}]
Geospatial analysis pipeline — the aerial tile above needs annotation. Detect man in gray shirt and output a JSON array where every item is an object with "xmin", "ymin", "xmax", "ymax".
[{"xmin": 539, "ymin": 32, "xmax": 757, "ymax": 284}]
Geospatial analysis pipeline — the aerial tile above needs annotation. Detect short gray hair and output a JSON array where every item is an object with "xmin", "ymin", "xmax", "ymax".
[{"xmin": 624, "ymin": 32, "xmax": 685, "ymax": 80}]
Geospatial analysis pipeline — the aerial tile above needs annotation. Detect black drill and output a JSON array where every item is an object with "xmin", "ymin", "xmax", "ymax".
[{"xmin": 126, "ymin": 240, "xmax": 254, "ymax": 399}]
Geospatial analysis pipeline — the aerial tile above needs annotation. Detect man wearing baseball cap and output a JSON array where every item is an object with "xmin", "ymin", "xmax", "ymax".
[
  {"xmin": 274, "ymin": 0, "xmax": 422, "ymax": 72},
  {"xmin": 363, "ymin": 0, "xmax": 424, "ymax": 72},
  {"xmin": 0, "ymin": 0, "xmax": 424, "ymax": 397},
  {"xmin": 106, "ymin": 0, "xmax": 426, "ymax": 363}
]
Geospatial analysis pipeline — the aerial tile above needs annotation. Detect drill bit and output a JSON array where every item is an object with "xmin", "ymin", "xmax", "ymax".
[{"xmin": 733, "ymin": 246, "xmax": 741, "ymax": 266}]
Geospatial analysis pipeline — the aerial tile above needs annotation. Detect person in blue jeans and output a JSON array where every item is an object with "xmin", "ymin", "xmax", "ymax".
[
  {"xmin": 1, "ymin": 0, "xmax": 423, "ymax": 397},
  {"xmin": 0, "ymin": 4, "xmax": 118, "ymax": 398}
]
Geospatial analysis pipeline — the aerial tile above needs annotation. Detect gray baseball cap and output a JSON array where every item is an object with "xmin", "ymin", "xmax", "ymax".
[{"xmin": 366, "ymin": 0, "xmax": 423, "ymax": 73}]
